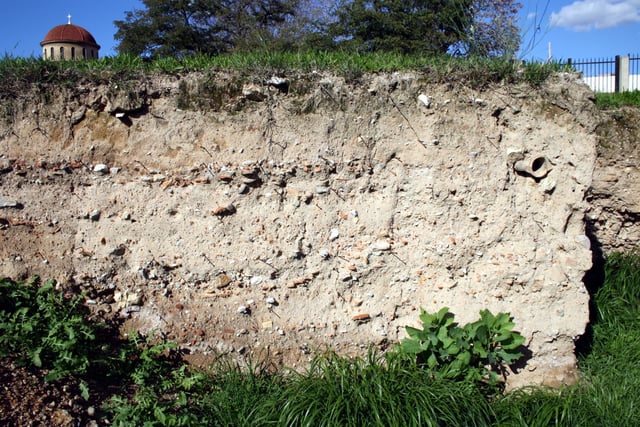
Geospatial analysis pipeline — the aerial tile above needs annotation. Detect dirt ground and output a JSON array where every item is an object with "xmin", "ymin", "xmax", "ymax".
[{"xmin": 1, "ymin": 71, "xmax": 639, "ymax": 425}]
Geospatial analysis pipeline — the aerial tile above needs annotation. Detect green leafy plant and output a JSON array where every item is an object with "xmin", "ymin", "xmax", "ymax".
[
  {"xmin": 398, "ymin": 307, "xmax": 525, "ymax": 385},
  {"xmin": 0, "ymin": 276, "xmax": 97, "ymax": 383},
  {"xmin": 105, "ymin": 335, "xmax": 205, "ymax": 426}
]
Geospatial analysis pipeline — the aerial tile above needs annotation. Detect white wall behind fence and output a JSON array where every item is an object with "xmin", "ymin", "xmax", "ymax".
[{"xmin": 581, "ymin": 74, "xmax": 640, "ymax": 93}]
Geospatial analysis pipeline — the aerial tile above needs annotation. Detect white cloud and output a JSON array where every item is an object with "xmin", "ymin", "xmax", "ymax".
[{"xmin": 550, "ymin": 0, "xmax": 640, "ymax": 30}]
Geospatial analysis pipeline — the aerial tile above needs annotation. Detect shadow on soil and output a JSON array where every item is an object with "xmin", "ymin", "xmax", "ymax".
[{"xmin": 575, "ymin": 218, "xmax": 606, "ymax": 358}]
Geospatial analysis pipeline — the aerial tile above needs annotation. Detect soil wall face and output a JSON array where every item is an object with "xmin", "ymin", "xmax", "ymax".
[{"xmin": 0, "ymin": 71, "xmax": 599, "ymax": 388}]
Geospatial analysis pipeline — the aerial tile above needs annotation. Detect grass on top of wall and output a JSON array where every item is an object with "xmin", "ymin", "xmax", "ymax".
[{"xmin": 0, "ymin": 52, "xmax": 568, "ymax": 95}]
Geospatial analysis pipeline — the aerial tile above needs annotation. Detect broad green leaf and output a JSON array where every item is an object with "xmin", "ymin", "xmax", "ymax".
[
  {"xmin": 400, "ymin": 338, "xmax": 425, "ymax": 354},
  {"xmin": 427, "ymin": 353, "xmax": 438, "ymax": 368},
  {"xmin": 446, "ymin": 343, "xmax": 460, "ymax": 355},
  {"xmin": 405, "ymin": 326, "xmax": 422, "ymax": 338}
]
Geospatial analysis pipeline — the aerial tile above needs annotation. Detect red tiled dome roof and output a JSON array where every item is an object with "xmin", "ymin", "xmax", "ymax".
[{"xmin": 41, "ymin": 24, "xmax": 100, "ymax": 48}]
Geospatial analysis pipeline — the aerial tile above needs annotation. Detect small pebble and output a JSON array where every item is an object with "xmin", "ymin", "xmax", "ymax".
[
  {"xmin": 373, "ymin": 240, "xmax": 391, "ymax": 251},
  {"xmin": 93, "ymin": 164, "xmax": 109, "ymax": 174}
]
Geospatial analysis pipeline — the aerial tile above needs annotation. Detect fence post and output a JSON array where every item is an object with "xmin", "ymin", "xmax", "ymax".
[{"xmin": 615, "ymin": 55, "xmax": 630, "ymax": 92}]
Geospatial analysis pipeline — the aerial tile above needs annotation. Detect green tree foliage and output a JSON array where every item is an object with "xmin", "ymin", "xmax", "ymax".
[
  {"xmin": 115, "ymin": 0, "xmax": 522, "ymax": 58},
  {"xmin": 462, "ymin": 0, "xmax": 522, "ymax": 57},
  {"xmin": 331, "ymin": 0, "xmax": 474, "ymax": 55},
  {"xmin": 329, "ymin": 0, "xmax": 522, "ymax": 56},
  {"xmin": 268, "ymin": 0, "xmax": 341, "ymax": 51},
  {"xmin": 114, "ymin": 0, "xmax": 299, "ymax": 57}
]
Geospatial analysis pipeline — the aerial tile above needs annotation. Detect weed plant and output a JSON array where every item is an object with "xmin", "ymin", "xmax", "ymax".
[
  {"xmin": 397, "ymin": 307, "xmax": 524, "ymax": 387},
  {"xmin": 0, "ymin": 276, "xmax": 96, "ymax": 383}
]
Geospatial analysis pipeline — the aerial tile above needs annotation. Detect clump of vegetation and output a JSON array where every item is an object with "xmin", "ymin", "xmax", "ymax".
[
  {"xmin": 2, "ymin": 250, "xmax": 640, "ymax": 425},
  {"xmin": 398, "ymin": 307, "xmax": 525, "ymax": 387},
  {"xmin": 0, "ymin": 52, "xmax": 568, "ymax": 98},
  {"xmin": 254, "ymin": 350, "xmax": 496, "ymax": 426},
  {"xmin": 575, "ymin": 251, "xmax": 640, "ymax": 426},
  {"xmin": 595, "ymin": 90, "xmax": 640, "ymax": 109},
  {"xmin": 0, "ymin": 277, "xmax": 96, "ymax": 385}
]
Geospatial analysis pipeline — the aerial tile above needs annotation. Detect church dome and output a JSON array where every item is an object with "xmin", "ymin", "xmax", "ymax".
[
  {"xmin": 40, "ymin": 18, "xmax": 101, "ymax": 60},
  {"xmin": 41, "ymin": 24, "xmax": 100, "ymax": 49}
]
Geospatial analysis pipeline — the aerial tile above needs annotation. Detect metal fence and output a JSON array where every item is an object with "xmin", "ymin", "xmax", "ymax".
[{"xmin": 565, "ymin": 55, "xmax": 640, "ymax": 93}]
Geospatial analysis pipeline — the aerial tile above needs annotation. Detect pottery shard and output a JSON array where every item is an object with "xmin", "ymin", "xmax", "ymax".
[
  {"xmin": 288, "ymin": 276, "xmax": 312, "ymax": 288},
  {"xmin": 352, "ymin": 313, "xmax": 371, "ymax": 321},
  {"xmin": 218, "ymin": 172, "xmax": 234, "ymax": 182},
  {"xmin": 212, "ymin": 204, "xmax": 236, "ymax": 216}
]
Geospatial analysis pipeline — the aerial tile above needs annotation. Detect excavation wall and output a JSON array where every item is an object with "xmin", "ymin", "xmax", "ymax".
[{"xmin": 0, "ymin": 71, "xmax": 601, "ymax": 388}]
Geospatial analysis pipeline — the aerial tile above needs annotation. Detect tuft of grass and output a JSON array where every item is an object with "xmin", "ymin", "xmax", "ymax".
[
  {"xmin": 493, "ymin": 385, "xmax": 601, "ymax": 427},
  {"xmin": 521, "ymin": 60, "xmax": 572, "ymax": 86},
  {"xmin": 595, "ymin": 90, "xmax": 640, "ymax": 109},
  {"xmin": 254, "ymin": 350, "xmax": 495, "ymax": 427},
  {"xmin": 575, "ymin": 251, "xmax": 640, "ymax": 426}
]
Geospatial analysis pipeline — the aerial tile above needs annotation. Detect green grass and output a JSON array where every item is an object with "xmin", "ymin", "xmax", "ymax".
[
  {"xmin": 573, "ymin": 251, "xmax": 640, "ymax": 426},
  {"xmin": 254, "ymin": 351, "xmax": 495, "ymax": 427},
  {"xmin": 596, "ymin": 90, "xmax": 640, "ymax": 109},
  {"xmin": 0, "ymin": 52, "xmax": 568, "ymax": 93},
  {"xmin": 2, "ymin": 249, "xmax": 640, "ymax": 425}
]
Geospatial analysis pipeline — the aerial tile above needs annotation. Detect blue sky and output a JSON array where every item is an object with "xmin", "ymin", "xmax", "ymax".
[
  {"xmin": 521, "ymin": 0, "xmax": 640, "ymax": 61},
  {"xmin": 1, "ymin": 0, "xmax": 639, "ymax": 61}
]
